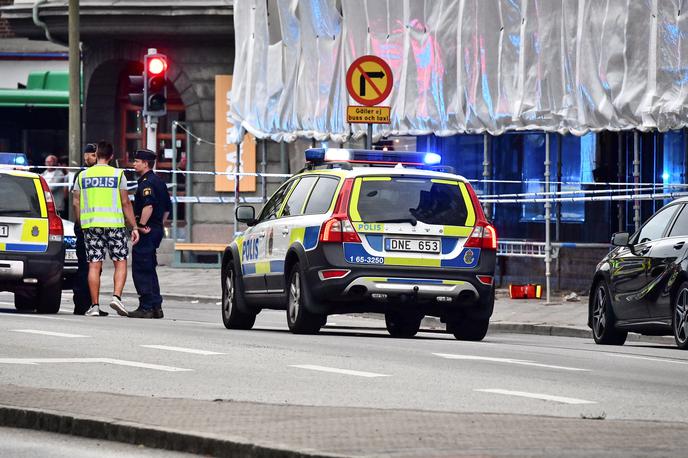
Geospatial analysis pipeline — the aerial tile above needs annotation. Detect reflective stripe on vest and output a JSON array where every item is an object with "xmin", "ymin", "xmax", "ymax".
[{"xmin": 79, "ymin": 166, "xmax": 125, "ymax": 229}]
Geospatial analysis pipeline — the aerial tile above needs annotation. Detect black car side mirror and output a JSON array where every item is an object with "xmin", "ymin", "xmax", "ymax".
[
  {"xmin": 611, "ymin": 232, "xmax": 630, "ymax": 247},
  {"xmin": 235, "ymin": 205, "xmax": 257, "ymax": 226}
]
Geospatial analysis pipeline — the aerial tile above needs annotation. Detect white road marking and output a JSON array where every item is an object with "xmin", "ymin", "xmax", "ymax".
[
  {"xmin": 0, "ymin": 358, "xmax": 191, "ymax": 372},
  {"xmin": 141, "ymin": 345, "xmax": 224, "ymax": 355},
  {"xmin": 476, "ymin": 389, "xmax": 597, "ymax": 405},
  {"xmin": 608, "ymin": 353, "xmax": 688, "ymax": 366},
  {"xmin": 433, "ymin": 353, "xmax": 590, "ymax": 372},
  {"xmin": 11, "ymin": 329, "xmax": 89, "ymax": 338},
  {"xmin": 290, "ymin": 364, "xmax": 389, "ymax": 378}
]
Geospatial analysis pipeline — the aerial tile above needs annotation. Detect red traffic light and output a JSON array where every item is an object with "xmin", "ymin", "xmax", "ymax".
[{"xmin": 147, "ymin": 57, "xmax": 166, "ymax": 75}]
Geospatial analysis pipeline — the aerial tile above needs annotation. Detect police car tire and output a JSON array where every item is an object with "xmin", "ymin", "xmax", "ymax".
[
  {"xmin": 221, "ymin": 263, "xmax": 256, "ymax": 330},
  {"xmin": 36, "ymin": 281, "xmax": 62, "ymax": 314},
  {"xmin": 14, "ymin": 290, "xmax": 36, "ymax": 311},
  {"xmin": 384, "ymin": 312, "xmax": 422, "ymax": 338},
  {"xmin": 449, "ymin": 317, "xmax": 489, "ymax": 341},
  {"xmin": 286, "ymin": 263, "xmax": 323, "ymax": 334}
]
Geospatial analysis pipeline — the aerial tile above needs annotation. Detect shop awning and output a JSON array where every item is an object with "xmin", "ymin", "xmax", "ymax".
[{"xmin": 0, "ymin": 71, "xmax": 68, "ymax": 108}]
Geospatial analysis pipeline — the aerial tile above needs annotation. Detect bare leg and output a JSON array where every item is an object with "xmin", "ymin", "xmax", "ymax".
[
  {"xmin": 87, "ymin": 261, "xmax": 103, "ymax": 305},
  {"xmin": 113, "ymin": 260, "xmax": 127, "ymax": 297}
]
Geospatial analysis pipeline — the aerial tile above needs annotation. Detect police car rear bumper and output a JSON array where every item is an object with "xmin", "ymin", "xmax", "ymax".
[
  {"xmin": 0, "ymin": 242, "xmax": 64, "ymax": 291},
  {"xmin": 303, "ymin": 244, "xmax": 496, "ymax": 317}
]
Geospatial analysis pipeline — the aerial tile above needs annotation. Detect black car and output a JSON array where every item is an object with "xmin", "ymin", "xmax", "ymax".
[{"xmin": 589, "ymin": 197, "xmax": 688, "ymax": 349}]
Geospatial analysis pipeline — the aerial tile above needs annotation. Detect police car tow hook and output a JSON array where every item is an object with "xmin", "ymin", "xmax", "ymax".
[
  {"xmin": 413, "ymin": 286, "xmax": 420, "ymax": 293},
  {"xmin": 371, "ymin": 293, "xmax": 388, "ymax": 301},
  {"xmin": 436, "ymin": 296, "xmax": 453, "ymax": 303}
]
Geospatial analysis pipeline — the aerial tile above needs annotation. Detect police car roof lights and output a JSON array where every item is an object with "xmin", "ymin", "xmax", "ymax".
[{"xmin": 305, "ymin": 148, "xmax": 443, "ymax": 167}]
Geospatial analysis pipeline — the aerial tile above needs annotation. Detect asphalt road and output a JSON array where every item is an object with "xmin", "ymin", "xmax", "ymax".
[{"xmin": 0, "ymin": 291, "xmax": 687, "ymax": 425}]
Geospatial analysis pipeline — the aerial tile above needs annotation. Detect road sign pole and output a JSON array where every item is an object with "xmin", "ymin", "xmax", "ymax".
[{"xmin": 366, "ymin": 123, "xmax": 373, "ymax": 149}]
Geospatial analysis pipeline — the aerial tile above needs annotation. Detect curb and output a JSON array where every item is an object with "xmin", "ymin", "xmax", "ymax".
[{"xmin": 0, "ymin": 405, "xmax": 334, "ymax": 458}]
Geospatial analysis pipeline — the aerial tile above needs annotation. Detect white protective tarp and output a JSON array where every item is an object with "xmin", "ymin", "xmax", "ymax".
[{"xmin": 228, "ymin": 0, "xmax": 688, "ymax": 143}]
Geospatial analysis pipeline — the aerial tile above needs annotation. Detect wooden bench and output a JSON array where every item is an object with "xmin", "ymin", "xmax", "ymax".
[{"xmin": 173, "ymin": 243, "xmax": 228, "ymax": 268}]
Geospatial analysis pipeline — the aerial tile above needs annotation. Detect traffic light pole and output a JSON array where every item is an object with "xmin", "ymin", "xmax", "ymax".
[{"xmin": 146, "ymin": 115, "xmax": 158, "ymax": 152}]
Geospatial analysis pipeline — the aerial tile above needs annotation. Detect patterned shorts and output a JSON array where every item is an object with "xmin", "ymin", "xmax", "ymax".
[{"xmin": 84, "ymin": 227, "xmax": 130, "ymax": 262}]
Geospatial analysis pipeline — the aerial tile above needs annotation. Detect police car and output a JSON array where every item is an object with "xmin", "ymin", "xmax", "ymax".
[
  {"xmin": 221, "ymin": 149, "xmax": 497, "ymax": 339},
  {"xmin": 0, "ymin": 169, "xmax": 64, "ymax": 313}
]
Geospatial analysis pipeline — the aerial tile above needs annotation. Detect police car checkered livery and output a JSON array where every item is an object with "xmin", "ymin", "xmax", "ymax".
[{"xmin": 221, "ymin": 149, "xmax": 497, "ymax": 340}]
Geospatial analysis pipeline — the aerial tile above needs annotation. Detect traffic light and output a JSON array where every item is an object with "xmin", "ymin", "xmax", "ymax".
[
  {"xmin": 127, "ymin": 73, "xmax": 144, "ymax": 108},
  {"xmin": 144, "ymin": 52, "xmax": 168, "ymax": 117}
]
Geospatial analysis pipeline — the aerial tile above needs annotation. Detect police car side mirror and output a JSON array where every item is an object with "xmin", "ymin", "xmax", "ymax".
[
  {"xmin": 611, "ymin": 232, "xmax": 630, "ymax": 247},
  {"xmin": 236, "ymin": 205, "xmax": 257, "ymax": 226}
]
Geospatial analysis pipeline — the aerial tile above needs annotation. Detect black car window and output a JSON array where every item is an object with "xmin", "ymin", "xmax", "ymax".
[
  {"xmin": 282, "ymin": 176, "xmax": 317, "ymax": 217},
  {"xmin": 635, "ymin": 204, "xmax": 681, "ymax": 244},
  {"xmin": 0, "ymin": 174, "xmax": 41, "ymax": 217},
  {"xmin": 304, "ymin": 177, "xmax": 340, "ymax": 215},
  {"xmin": 258, "ymin": 179, "xmax": 295, "ymax": 221},
  {"xmin": 668, "ymin": 205, "xmax": 688, "ymax": 238}
]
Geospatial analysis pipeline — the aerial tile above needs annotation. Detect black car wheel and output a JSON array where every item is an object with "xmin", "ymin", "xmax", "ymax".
[
  {"xmin": 672, "ymin": 281, "xmax": 688, "ymax": 350},
  {"xmin": 448, "ymin": 316, "xmax": 489, "ymax": 341},
  {"xmin": 591, "ymin": 280, "xmax": 627, "ymax": 346},
  {"xmin": 385, "ymin": 311, "xmax": 423, "ymax": 338},
  {"xmin": 286, "ymin": 263, "xmax": 323, "ymax": 334},
  {"xmin": 221, "ymin": 263, "xmax": 256, "ymax": 330}
]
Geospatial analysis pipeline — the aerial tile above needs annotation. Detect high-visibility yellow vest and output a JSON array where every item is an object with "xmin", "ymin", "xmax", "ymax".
[{"xmin": 79, "ymin": 165, "xmax": 125, "ymax": 229}]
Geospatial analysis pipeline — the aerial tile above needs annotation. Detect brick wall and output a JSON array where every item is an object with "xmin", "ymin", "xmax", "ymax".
[{"xmin": 0, "ymin": 0, "xmax": 14, "ymax": 38}]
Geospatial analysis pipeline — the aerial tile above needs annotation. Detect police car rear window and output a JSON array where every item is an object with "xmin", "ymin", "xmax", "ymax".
[
  {"xmin": 355, "ymin": 177, "xmax": 470, "ymax": 227},
  {"xmin": 0, "ymin": 174, "xmax": 41, "ymax": 217}
]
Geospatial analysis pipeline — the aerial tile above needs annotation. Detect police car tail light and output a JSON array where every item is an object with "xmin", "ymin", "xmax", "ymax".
[
  {"xmin": 464, "ymin": 223, "xmax": 497, "ymax": 250},
  {"xmin": 39, "ymin": 176, "xmax": 63, "ymax": 239},
  {"xmin": 319, "ymin": 178, "xmax": 361, "ymax": 244}
]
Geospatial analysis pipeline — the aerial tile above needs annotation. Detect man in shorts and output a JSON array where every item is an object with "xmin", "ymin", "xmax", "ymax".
[{"xmin": 73, "ymin": 141, "xmax": 139, "ymax": 317}]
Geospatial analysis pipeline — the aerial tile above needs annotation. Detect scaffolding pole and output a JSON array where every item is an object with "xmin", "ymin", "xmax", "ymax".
[
  {"xmin": 234, "ymin": 142, "xmax": 241, "ymax": 236},
  {"xmin": 482, "ymin": 133, "xmax": 491, "ymax": 218},
  {"xmin": 633, "ymin": 131, "xmax": 641, "ymax": 231},
  {"xmin": 618, "ymin": 132, "xmax": 625, "ymax": 232},
  {"xmin": 544, "ymin": 133, "xmax": 552, "ymax": 304}
]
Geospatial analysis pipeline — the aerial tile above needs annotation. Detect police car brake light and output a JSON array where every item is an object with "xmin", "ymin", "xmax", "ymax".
[
  {"xmin": 318, "ymin": 178, "xmax": 361, "ymax": 243},
  {"xmin": 464, "ymin": 223, "xmax": 497, "ymax": 250},
  {"xmin": 39, "ymin": 176, "xmax": 63, "ymax": 238}
]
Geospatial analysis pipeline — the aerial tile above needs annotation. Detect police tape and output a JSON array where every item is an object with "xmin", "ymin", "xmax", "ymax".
[
  {"xmin": 481, "ymin": 191, "xmax": 688, "ymax": 204},
  {"xmin": 480, "ymin": 183, "xmax": 688, "ymax": 199}
]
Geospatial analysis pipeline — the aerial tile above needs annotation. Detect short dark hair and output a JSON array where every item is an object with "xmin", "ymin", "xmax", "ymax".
[
  {"xmin": 96, "ymin": 141, "xmax": 114, "ymax": 159},
  {"xmin": 145, "ymin": 159, "xmax": 155, "ymax": 169}
]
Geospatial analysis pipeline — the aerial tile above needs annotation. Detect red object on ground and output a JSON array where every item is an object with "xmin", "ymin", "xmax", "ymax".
[{"xmin": 509, "ymin": 284, "xmax": 542, "ymax": 299}]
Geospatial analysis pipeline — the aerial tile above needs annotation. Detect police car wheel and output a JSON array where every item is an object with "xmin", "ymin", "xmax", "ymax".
[
  {"xmin": 14, "ymin": 290, "xmax": 36, "ymax": 311},
  {"xmin": 286, "ymin": 263, "xmax": 323, "ymax": 334},
  {"xmin": 448, "ymin": 316, "xmax": 489, "ymax": 341},
  {"xmin": 384, "ymin": 312, "xmax": 422, "ymax": 338},
  {"xmin": 36, "ymin": 281, "xmax": 62, "ymax": 314},
  {"xmin": 221, "ymin": 263, "xmax": 256, "ymax": 330}
]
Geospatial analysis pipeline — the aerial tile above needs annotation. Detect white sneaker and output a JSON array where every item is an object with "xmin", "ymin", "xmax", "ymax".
[
  {"xmin": 85, "ymin": 305, "xmax": 108, "ymax": 317},
  {"xmin": 110, "ymin": 296, "xmax": 128, "ymax": 317}
]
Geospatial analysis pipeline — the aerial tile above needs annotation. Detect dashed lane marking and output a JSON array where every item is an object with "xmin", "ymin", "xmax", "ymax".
[
  {"xmin": 11, "ymin": 329, "xmax": 89, "ymax": 338},
  {"xmin": 289, "ymin": 364, "xmax": 389, "ymax": 378},
  {"xmin": 0, "ymin": 358, "xmax": 192, "ymax": 372},
  {"xmin": 433, "ymin": 353, "xmax": 590, "ymax": 372},
  {"xmin": 141, "ymin": 345, "xmax": 224, "ymax": 355},
  {"xmin": 607, "ymin": 353, "xmax": 688, "ymax": 366},
  {"xmin": 475, "ymin": 389, "xmax": 597, "ymax": 405}
]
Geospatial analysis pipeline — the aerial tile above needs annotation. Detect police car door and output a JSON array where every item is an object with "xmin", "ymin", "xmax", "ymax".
[
  {"xmin": 241, "ymin": 179, "xmax": 296, "ymax": 294},
  {"xmin": 266, "ymin": 176, "xmax": 319, "ymax": 293}
]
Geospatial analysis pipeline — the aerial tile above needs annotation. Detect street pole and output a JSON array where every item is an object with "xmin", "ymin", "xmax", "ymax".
[
  {"xmin": 234, "ymin": 142, "xmax": 241, "ymax": 236},
  {"xmin": 618, "ymin": 132, "xmax": 625, "ymax": 233},
  {"xmin": 68, "ymin": 0, "xmax": 80, "ymax": 175},
  {"xmin": 146, "ymin": 115, "xmax": 158, "ymax": 152},
  {"xmin": 482, "ymin": 133, "xmax": 491, "ymax": 219},
  {"xmin": 171, "ymin": 121, "xmax": 178, "ymax": 243},
  {"xmin": 633, "ymin": 131, "xmax": 641, "ymax": 232},
  {"xmin": 544, "ymin": 133, "xmax": 552, "ymax": 305},
  {"xmin": 366, "ymin": 123, "xmax": 372, "ymax": 149}
]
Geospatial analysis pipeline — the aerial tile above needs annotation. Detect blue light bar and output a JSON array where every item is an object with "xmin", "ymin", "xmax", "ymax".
[{"xmin": 305, "ymin": 148, "xmax": 442, "ymax": 166}]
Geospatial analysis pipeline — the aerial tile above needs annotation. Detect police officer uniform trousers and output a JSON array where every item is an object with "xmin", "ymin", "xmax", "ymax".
[{"xmin": 132, "ymin": 225, "xmax": 164, "ymax": 311}]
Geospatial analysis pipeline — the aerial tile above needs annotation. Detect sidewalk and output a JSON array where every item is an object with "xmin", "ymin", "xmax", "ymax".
[
  {"xmin": 2, "ymin": 384, "xmax": 687, "ymax": 457},
  {"xmin": 95, "ymin": 264, "xmax": 674, "ymax": 343}
]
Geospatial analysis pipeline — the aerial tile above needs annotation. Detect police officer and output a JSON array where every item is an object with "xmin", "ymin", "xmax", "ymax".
[
  {"xmin": 71, "ymin": 143, "xmax": 97, "ymax": 315},
  {"xmin": 129, "ymin": 149, "xmax": 172, "ymax": 319}
]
